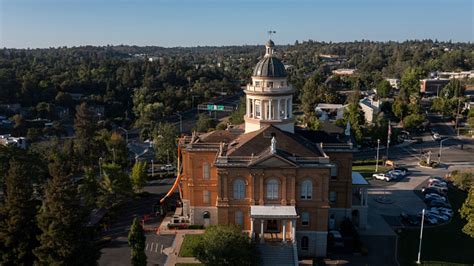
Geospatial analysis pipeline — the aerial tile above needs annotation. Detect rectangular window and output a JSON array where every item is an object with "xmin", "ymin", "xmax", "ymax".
[
  {"xmin": 329, "ymin": 191, "xmax": 337, "ymax": 203},
  {"xmin": 301, "ymin": 212, "xmax": 310, "ymax": 227},
  {"xmin": 255, "ymin": 81, "xmax": 261, "ymax": 87},
  {"xmin": 203, "ymin": 162, "xmax": 210, "ymax": 180},
  {"xmin": 203, "ymin": 190, "xmax": 210, "ymax": 204},
  {"xmin": 267, "ymin": 82, "xmax": 273, "ymax": 88},
  {"xmin": 280, "ymin": 81, "xmax": 284, "ymax": 87}
]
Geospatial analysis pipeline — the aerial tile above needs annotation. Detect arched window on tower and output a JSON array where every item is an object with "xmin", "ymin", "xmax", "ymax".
[
  {"xmin": 301, "ymin": 180, "xmax": 312, "ymax": 200},
  {"xmin": 233, "ymin": 179, "xmax": 245, "ymax": 200}
]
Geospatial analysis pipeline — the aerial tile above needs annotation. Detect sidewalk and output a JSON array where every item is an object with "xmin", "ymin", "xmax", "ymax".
[{"xmin": 164, "ymin": 230, "xmax": 204, "ymax": 266}]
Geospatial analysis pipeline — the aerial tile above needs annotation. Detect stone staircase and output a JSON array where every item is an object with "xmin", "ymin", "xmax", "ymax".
[{"xmin": 258, "ymin": 242, "xmax": 296, "ymax": 266}]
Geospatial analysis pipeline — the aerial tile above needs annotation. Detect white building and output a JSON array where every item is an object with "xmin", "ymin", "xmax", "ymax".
[
  {"xmin": 359, "ymin": 97, "xmax": 380, "ymax": 124},
  {"xmin": 315, "ymin": 103, "xmax": 347, "ymax": 121},
  {"xmin": 385, "ymin": 78, "xmax": 400, "ymax": 89},
  {"xmin": 438, "ymin": 70, "xmax": 474, "ymax": 79}
]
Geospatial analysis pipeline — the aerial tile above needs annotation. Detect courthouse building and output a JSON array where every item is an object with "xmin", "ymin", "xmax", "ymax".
[{"xmin": 179, "ymin": 39, "xmax": 368, "ymax": 257}]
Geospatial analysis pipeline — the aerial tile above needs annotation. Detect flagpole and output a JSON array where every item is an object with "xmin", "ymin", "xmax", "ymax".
[{"xmin": 386, "ymin": 120, "xmax": 391, "ymax": 160}]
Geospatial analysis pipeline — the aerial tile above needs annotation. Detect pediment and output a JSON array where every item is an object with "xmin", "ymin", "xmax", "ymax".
[{"xmin": 249, "ymin": 153, "xmax": 297, "ymax": 168}]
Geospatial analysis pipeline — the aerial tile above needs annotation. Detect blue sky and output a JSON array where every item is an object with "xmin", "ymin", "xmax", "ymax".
[{"xmin": 1, "ymin": 0, "xmax": 473, "ymax": 48}]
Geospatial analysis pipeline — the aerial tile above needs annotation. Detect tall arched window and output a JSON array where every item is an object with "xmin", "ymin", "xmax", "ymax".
[
  {"xmin": 203, "ymin": 162, "xmax": 210, "ymax": 180},
  {"xmin": 301, "ymin": 236, "xmax": 309, "ymax": 250},
  {"xmin": 233, "ymin": 179, "xmax": 245, "ymax": 200},
  {"xmin": 301, "ymin": 180, "xmax": 312, "ymax": 200},
  {"xmin": 266, "ymin": 179, "xmax": 279, "ymax": 200}
]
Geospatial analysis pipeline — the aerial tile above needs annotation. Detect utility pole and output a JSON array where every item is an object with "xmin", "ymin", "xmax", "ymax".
[
  {"xmin": 112, "ymin": 148, "xmax": 116, "ymax": 163},
  {"xmin": 151, "ymin": 159, "xmax": 154, "ymax": 177},
  {"xmin": 176, "ymin": 112, "xmax": 183, "ymax": 133},
  {"xmin": 99, "ymin": 157, "xmax": 103, "ymax": 180},
  {"xmin": 376, "ymin": 139, "xmax": 381, "ymax": 172},
  {"xmin": 416, "ymin": 209, "xmax": 425, "ymax": 264}
]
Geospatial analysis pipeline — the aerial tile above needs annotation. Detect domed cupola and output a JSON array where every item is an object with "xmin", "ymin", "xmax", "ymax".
[
  {"xmin": 244, "ymin": 38, "xmax": 295, "ymax": 134},
  {"xmin": 252, "ymin": 39, "xmax": 287, "ymax": 78}
]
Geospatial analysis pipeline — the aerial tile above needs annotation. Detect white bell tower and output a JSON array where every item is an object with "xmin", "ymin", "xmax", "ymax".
[{"xmin": 244, "ymin": 36, "xmax": 294, "ymax": 133}]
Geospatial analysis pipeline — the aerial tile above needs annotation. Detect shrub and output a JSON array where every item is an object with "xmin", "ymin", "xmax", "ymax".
[{"xmin": 451, "ymin": 170, "xmax": 474, "ymax": 191}]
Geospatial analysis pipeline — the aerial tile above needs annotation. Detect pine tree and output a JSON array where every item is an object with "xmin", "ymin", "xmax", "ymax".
[
  {"xmin": 128, "ymin": 217, "xmax": 147, "ymax": 266},
  {"xmin": 34, "ymin": 155, "xmax": 100, "ymax": 265},
  {"xmin": 0, "ymin": 160, "xmax": 39, "ymax": 265},
  {"xmin": 130, "ymin": 161, "xmax": 147, "ymax": 192},
  {"xmin": 460, "ymin": 185, "xmax": 474, "ymax": 238}
]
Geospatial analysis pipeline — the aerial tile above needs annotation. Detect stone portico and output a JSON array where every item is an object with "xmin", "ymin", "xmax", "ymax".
[{"xmin": 250, "ymin": 205, "xmax": 298, "ymax": 243}]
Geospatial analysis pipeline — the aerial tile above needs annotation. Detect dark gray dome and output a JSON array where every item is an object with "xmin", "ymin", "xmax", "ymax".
[
  {"xmin": 252, "ymin": 56, "xmax": 287, "ymax": 78},
  {"xmin": 266, "ymin": 39, "xmax": 275, "ymax": 47}
]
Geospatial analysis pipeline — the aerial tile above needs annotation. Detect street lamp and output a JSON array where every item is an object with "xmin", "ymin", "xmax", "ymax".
[
  {"xmin": 416, "ymin": 209, "xmax": 426, "ymax": 264},
  {"xmin": 439, "ymin": 137, "xmax": 452, "ymax": 164},
  {"xmin": 375, "ymin": 139, "xmax": 381, "ymax": 172}
]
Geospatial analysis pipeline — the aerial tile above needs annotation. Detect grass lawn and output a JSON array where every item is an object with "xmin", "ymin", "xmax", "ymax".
[
  {"xmin": 397, "ymin": 187, "xmax": 474, "ymax": 265},
  {"xmin": 179, "ymin": 234, "xmax": 203, "ymax": 257},
  {"xmin": 352, "ymin": 165, "xmax": 390, "ymax": 178}
]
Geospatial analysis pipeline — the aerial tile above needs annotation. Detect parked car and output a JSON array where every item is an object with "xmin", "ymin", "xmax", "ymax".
[
  {"xmin": 160, "ymin": 164, "xmax": 176, "ymax": 171},
  {"xmin": 373, "ymin": 173, "xmax": 394, "ymax": 182},
  {"xmin": 328, "ymin": 230, "xmax": 344, "ymax": 248},
  {"xmin": 422, "ymin": 187, "xmax": 447, "ymax": 196},
  {"xmin": 429, "ymin": 207, "xmax": 453, "ymax": 217},
  {"xmin": 428, "ymin": 183, "xmax": 448, "ymax": 192},
  {"xmin": 426, "ymin": 211, "xmax": 450, "ymax": 223},
  {"xmin": 394, "ymin": 167, "xmax": 409, "ymax": 175},
  {"xmin": 428, "ymin": 178, "xmax": 448, "ymax": 187},
  {"xmin": 425, "ymin": 193, "xmax": 446, "ymax": 202},
  {"xmin": 388, "ymin": 170, "xmax": 406, "ymax": 179},
  {"xmin": 428, "ymin": 200, "xmax": 451, "ymax": 208}
]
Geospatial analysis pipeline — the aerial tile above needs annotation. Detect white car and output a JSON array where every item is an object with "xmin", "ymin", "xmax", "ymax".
[
  {"xmin": 373, "ymin": 173, "xmax": 393, "ymax": 182},
  {"xmin": 160, "ymin": 164, "xmax": 175, "ymax": 171},
  {"xmin": 428, "ymin": 179, "xmax": 447, "ymax": 187},
  {"xmin": 428, "ymin": 183, "xmax": 448, "ymax": 192}
]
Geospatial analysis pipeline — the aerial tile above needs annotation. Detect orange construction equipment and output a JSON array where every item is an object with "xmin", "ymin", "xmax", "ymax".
[{"xmin": 159, "ymin": 137, "xmax": 184, "ymax": 204}]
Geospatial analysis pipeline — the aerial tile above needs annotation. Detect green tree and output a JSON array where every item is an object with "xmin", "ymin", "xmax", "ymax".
[
  {"xmin": 193, "ymin": 225, "xmax": 257, "ymax": 266},
  {"xmin": 99, "ymin": 162, "xmax": 132, "ymax": 205},
  {"xmin": 229, "ymin": 96, "xmax": 246, "ymax": 125},
  {"xmin": 74, "ymin": 102, "xmax": 99, "ymax": 167},
  {"xmin": 376, "ymin": 80, "xmax": 392, "ymax": 98},
  {"xmin": 0, "ymin": 160, "xmax": 39, "ymax": 265},
  {"xmin": 460, "ymin": 185, "xmax": 474, "ymax": 238},
  {"xmin": 130, "ymin": 161, "xmax": 147, "ymax": 192},
  {"xmin": 153, "ymin": 122, "xmax": 178, "ymax": 164},
  {"xmin": 79, "ymin": 167, "xmax": 100, "ymax": 208},
  {"xmin": 403, "ymin": 113, "xmax": 426, "ymax": 132},
  {"xmin": 195, "ymin": 113, "xmax": 214, "ymax": 132},
  {"xmin": 34, "ymin": 155, "xmax": 99, "ymax": 265},
  {"xmin": 400, "ymin": 67, "xmax": 424, "ymax": 96},
  {"xmin": 392, "ymin": 98, "xmax": 408, "ymax": 120},
  {"xmin": 128, "ymin": 218, "xmax": 147, "ymax": 266}
]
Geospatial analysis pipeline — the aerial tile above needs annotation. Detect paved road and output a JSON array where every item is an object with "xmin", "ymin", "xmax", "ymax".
[{"xmin": 99, "ymin": 177, "xmax": 175, "ymax": 266}]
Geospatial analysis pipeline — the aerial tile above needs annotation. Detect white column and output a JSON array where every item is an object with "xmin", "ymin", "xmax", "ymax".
[
  {"xmin": 247, "ymin": 97, "xmax": 250, "ymax": 117},
  {"xmin": 260, "ymin": 219, "xmax": 265, "ymax": 243},
  {"xmin": 291, "ymin": 219, "xmax": 296, "ymax": 243},
  {"xmin": 289, "ymin": 98, "xmax": 293, "ymax": 118},
  {"xmin": 285, "ymin": 98, "xmax": 289, "ymax": 119},
  {"xmin": 269, "ymin": 100, "xmax": 272, "ymax": 120},
  {"xmin": 282, "ymin": 220, "xmax": 287, "ymax": 242},
  {"xmin": 250, "ymin": 218, "xmax": 255, "ymax": 239},
  {"xmin": 253, "ymin": 99, "xmax": 256, "ymax": 118},
  {"xmin": 277, "ymin": 99, "xmax": 280, "ymax": 120}
]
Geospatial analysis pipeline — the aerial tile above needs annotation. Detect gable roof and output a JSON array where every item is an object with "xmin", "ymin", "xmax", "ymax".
[
  {"xmin": 226, "ymin": 125, "xmax": 324, "ymax": 158},
  {"xmin": 248, "ymin": 150, "xmax": 298, "ymax": 168}
]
